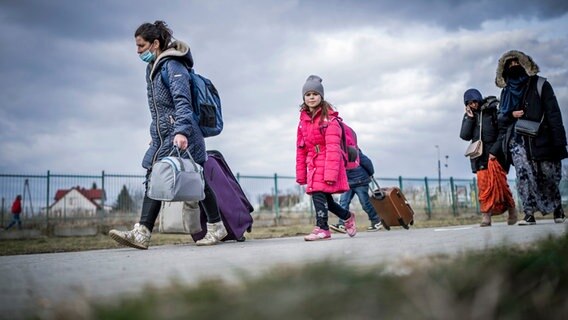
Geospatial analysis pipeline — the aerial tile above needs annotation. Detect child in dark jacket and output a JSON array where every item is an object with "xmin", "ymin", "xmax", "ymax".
[{"xmin": 330, "ymin": 149, "xmax": 384, "ymax": 232}]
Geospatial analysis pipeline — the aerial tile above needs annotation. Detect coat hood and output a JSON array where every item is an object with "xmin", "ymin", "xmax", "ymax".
[
  {"xmin": 480, "ymin": 96, "xmax": 498, "ymax": 111},
  {"xmin": 495, "ymin": 50, "xmax": 539, "ymax": 88},
  {"xmin": 463, "ymin": 88, "xmax": 483, "ymax": 105},
  {"xmin": 150, "ymin": 40, "xmax": 194, "ymax": 79}
]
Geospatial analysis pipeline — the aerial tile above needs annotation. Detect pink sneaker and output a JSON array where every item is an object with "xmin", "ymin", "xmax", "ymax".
[
  {"xmin": 304, "ymin": 227, "xmax": 331, "ymax": 241},
  {"xmin": 344, "ymin": 212, "xmax": 357, "ymax": 237}
]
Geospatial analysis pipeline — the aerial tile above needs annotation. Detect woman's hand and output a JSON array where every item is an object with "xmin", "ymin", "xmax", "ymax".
[
  {"xmin": 465, "ymin": 106, "xmax": 474, "ymax": 118},
  {"xmin": 173, "ymin": 134, "xmax": 188, "ymax": 150},
  {"xmin": 489, "ymin": 154, "xmax": 496, "ymax": 160},
  {"xmin": 512, "ymin": 110, "xmax": 524, "ymax": 118}
]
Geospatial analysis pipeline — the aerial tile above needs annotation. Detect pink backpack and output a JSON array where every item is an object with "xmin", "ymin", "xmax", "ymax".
[{"xmin": 336, "ymin": 119, "xmax": 360, "ymax": 170}]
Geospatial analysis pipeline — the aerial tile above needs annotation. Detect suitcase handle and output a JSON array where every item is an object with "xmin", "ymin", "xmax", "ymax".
[{"xmin": 370, "ymin": 176, "xmax": 385, "ymax": 200}]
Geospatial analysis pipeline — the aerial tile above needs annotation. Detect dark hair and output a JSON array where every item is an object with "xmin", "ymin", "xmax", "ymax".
[
  {"xmin": 300, "ymin": 100, "xmax": 333, "ymax": 125},
  {"xmin": 134, "ymin": 20, "xmax": 173, "ymax": 51}
]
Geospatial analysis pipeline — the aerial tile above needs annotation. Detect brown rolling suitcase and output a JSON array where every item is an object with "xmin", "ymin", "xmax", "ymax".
[{"xmin": 369, "ymin": 177, "xmax": 414, "ymax": 230}]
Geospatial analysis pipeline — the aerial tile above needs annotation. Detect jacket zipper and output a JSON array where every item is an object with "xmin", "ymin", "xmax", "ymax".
[{"xmin": 150, "ymin": 77, "xmax": 164, "ymax": 164}]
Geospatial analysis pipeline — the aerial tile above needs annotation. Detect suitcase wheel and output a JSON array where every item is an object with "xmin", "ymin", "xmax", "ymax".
[
  {"xmin": 410, "ymin": 220, "xmax": 414, "ymax": 226},
  {"xmin": 237, "ymin": 236, "xmax": 246, "ymax": 242},
  {"xmin": 381, "ymin": 220, "xmax": 391, "ymax": 231},
  {"xmin": 398, "ymin": 218, "xmax": 409, "ymax": 230}
]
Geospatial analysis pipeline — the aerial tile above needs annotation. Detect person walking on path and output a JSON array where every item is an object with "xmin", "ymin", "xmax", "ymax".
[
  {"xmin": 460, "ymin": 89, "xmax": 517, "ymax": 227},
  {"xmin": 330, "ymin": 149, "xmax": 384, "ymax": 233},
  {"xmin": 296, "ymin": 75, "xmax": 357, "ymax": 241},
  {"xmin": 5, "ymin": 195, "xmax": 22, "ymax": 230},
  {"xmin": 490, "ymin": 50, "xmax": 567, "ymax": 225},
  {"xmin": 109, "ymin": 21, "xmax": 227, "ymax": 249}
]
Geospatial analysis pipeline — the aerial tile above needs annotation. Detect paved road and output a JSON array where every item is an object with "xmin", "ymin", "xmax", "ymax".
[{"xmin": 1, "ymin": 221, "xmax": 566, "ymax": 319}]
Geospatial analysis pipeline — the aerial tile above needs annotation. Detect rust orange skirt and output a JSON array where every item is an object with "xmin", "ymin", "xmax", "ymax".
[{"xmin": 477, "ymin": 160, "xmax": 515, "ymax": 215}]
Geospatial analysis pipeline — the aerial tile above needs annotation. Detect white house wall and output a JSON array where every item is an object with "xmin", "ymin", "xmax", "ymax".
[{"xmin": 50, "ymin": 189, "xmax": 98, "ymax": 217}]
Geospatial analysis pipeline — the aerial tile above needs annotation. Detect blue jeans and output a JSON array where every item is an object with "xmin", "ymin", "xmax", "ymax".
[
  {"xmin": 337, "ymin": 185, "xmax": 379, "ymax": 225},
  {"xmin": 6, "ymin": 214, "xmax": 22, "ymax": 230}
]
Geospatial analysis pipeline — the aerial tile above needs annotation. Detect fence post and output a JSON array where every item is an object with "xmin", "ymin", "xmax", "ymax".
[
  {"xmin": 424, "ymin": 177, "xmax": 431, "ymax": 219},
  {"xmin": 1, "ymin": 197, "xmax": 4, "ymax": 228},
  {"xmin": 101, "ymin": 171, "xmax": 105, "ymax": 209},
  {"xmin": 398, "ymin": 176, "xmax": 403, "ymax": 190},
  {"xmin": 450, "ymin": 177, "xmax": 457, "ymax": 216},
  {"xmin": 100, "ymin": 170, "xmax": 105, "ymax": 231},
  {"xmin": 46, "ymin": 170, "xmax": 50, "ymax": 230},
  {"xmin": 236, "ymin": 172, "xmax": 240, "ymax": 183},
  {"xmin": 274, "ymin": 173, "xmax": 280, "ymax": 223}
]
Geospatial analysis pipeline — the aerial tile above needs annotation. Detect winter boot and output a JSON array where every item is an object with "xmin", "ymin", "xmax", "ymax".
[
  {"xmin": 109, "ymin": 223, "xmax": 151, "ymax": 250},
  {"xmin": 196, "ymin": 221, "xmax": 228, "ymax": 246},
  {"xmin": 480, "ymin": 213, "xmax": 491, "ymax": 227},
  {"xmin": 507, "ymin": 208, "xmax": 518, "ymax": 225}
]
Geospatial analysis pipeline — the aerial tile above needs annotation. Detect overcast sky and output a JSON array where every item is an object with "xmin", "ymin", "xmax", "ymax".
[{"xmin": 0, "ymin": 0, "xmax": 567, "ymax": 180}]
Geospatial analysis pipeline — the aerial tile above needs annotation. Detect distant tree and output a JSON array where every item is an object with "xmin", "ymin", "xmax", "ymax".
[
  {"xmin": 115, "ymin": 185, "xmax": 135, "ymax": 212},
  {"xmin": 130, "ymin": 188, "xmax": 145, "ymax": 211}
]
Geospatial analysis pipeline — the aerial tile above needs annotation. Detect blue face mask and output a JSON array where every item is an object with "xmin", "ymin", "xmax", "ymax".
[{"xmin": 139, "ymin": 50, "xmax": 155, "ymax": 63}]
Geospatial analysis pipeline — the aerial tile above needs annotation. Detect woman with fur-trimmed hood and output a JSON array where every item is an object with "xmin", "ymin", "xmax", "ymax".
[{"xmin": 490, "ymin": 50, "xmax": 567, "ymax": 225}]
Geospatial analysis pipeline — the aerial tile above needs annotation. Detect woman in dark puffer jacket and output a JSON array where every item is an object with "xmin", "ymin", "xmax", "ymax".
[
  {"xmin": 490, "ymin": 50, "xmax": 567, "ymax": 225},
  {"xmin": 109, "ymin": 21, "xmax": 227, "ymax": 249}
]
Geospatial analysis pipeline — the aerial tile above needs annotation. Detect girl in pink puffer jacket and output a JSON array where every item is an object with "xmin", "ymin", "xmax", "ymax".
[{"xmin": 296, "ymin": 75, "xmax": 357, "ymax": 241}]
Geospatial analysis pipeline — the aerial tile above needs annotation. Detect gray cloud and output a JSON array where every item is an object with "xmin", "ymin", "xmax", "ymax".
[{"xmin": 0, "ymin": 0, "xmax": 567, "ymax": 179}]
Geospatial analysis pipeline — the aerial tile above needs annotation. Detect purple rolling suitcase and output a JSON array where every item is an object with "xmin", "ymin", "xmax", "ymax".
[{"xmin": 191, "ymin": 150, "xmax": 254, "ymax": 242}]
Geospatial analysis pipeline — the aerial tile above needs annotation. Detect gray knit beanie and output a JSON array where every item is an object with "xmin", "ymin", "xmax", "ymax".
[{"xmin": 302, "ymin": 75, "xmax": 324, "ymax": 99}]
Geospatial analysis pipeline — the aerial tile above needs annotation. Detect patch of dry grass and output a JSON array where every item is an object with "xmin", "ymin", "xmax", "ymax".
[{"xmin": 0, "ymin": 214, "xmax": 534, "ymax": 256}]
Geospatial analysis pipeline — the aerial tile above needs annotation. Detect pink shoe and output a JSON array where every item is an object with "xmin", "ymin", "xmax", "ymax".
[
  {"xmin": 344, "ymin": 212, "xmax": 357, "ymax": 237},
  {"xmin": 304, "ymin": 227, "xmax": 331, "ymax": 241}
]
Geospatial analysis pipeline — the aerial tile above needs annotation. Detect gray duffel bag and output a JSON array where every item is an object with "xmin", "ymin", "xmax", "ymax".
[{"xmin": 147, "ymin": 147, "xmax": 205, "ymax": 202}]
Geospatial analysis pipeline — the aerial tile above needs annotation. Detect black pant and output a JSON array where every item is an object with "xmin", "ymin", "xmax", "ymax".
[
  {"xmin": 312, "ymin": 192, "xmax": 350, "ymax": 230},
  {"xmin": 139, "ymin": 172, "xmax": 220, "ymax": 232}
]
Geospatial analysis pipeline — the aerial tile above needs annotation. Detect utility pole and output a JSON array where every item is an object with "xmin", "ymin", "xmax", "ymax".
[
  {"xmin": 435, "ymin": 145, "xmax": 441, "ymax": 192},
  {"xmin": 23, "ymin": 179, "xmax": 34, "ymax": 217}
]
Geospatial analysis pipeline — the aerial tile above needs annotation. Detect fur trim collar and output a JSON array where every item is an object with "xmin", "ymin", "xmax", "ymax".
[
  {"xmin": 495, "ymin": 50, "xmax": 539, "ymax": 88},
  {"xmin": 150, "ymin": 40, "xmax": 193, "ymax": 78}
]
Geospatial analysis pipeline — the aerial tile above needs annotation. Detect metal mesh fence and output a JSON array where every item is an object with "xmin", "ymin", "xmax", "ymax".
[{"xmin": 1, "ymin": 171, "xmax": 566, "ymax": 230}]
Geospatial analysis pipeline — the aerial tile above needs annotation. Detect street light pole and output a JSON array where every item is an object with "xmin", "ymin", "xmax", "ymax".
[{"xmin": 435, "ymin": 145, "xmax": 441, "ymax": 192}]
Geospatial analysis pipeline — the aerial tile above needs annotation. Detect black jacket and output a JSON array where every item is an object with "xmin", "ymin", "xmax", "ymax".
[
  {"xmin": 460, "ymin": 97, "xmax": 502, "ymax": 173},
  {"xmin": 491, "ymin": 76, "xmax": 568, "ymax": 165}
]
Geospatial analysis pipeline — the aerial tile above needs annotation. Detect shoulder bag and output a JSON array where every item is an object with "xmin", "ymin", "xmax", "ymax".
[
  {"xmin": 464, "ymin": 111, "xmax": 483, "ymax": 159},
  {"xmin": 514, "ymin": 76, "xmax": 546, "ymax": 137},
  {"xmin": 514, "ymin": 115, "xmax": 543, "ymax": 137}
]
